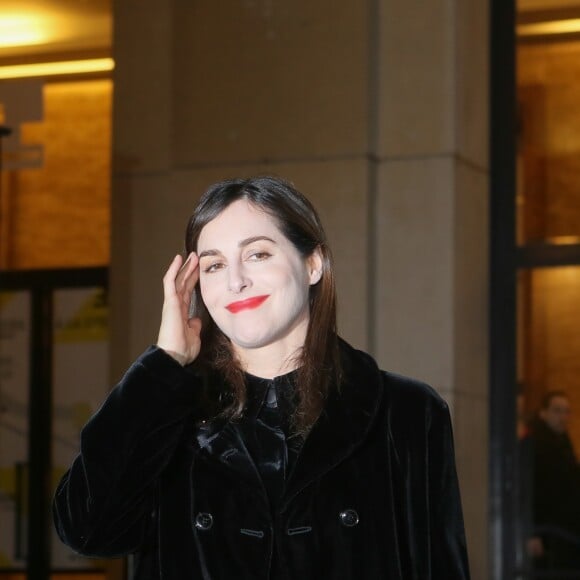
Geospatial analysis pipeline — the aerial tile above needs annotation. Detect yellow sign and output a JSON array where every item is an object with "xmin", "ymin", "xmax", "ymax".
[{"xmin": 54, "ymin": 289, "xmax": 108, "ymax": 343}]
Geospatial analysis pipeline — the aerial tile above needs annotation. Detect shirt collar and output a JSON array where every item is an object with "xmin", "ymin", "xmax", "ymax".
[{"xmin": 243, "ymin": 370, "xmax": 298, "ymax": 421}]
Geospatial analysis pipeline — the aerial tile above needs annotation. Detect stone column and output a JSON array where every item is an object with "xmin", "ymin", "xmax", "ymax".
[{"xmin": 373, "ymin": 1, "xmax": 489, "ymax": 576}]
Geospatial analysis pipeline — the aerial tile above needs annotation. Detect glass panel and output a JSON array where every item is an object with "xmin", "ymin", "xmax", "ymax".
[
  {"xmin": 0, "ymin": 291, "xmax": 30, "ymax": 569},
  {"xmin": 51, "ymin": 287, "xmax": 109, "ymax": 570},
  {"xmin": 517, "ymin": 39, "xmax": 580, "ymax": 246},
  {"xmin": 517, "ymin": 266, "xmax": 580, "ymax": 577}
]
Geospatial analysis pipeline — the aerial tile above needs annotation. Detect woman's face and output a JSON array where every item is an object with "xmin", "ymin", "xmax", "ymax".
[{"xmin": 197, "ymin": 199, "xmax": 322, "ymax": 353}]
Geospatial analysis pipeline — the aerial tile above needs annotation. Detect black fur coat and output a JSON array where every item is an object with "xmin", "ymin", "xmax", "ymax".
[{"xmin": 53, "ymin": 339, "xmax": 470, "ymax": 579}]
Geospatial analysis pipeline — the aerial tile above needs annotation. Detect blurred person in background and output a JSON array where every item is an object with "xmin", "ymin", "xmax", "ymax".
[{"xmin": 528, "ymin": 391, "xmax": 580, "ymax": 571}]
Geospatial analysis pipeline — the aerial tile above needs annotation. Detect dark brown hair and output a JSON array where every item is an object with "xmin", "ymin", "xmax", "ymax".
[{"xmin": 185, "ymin": 176, "xmax": 341, "ymax": 433}]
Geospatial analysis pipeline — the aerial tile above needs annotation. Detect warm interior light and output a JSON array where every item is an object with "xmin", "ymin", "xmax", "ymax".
[
  {"xmin": 0, "ymin": 58, "xmax": 114, "ymax": 80},
  {"xmin": 518, "ymin": 18, "xmax": 580, "ymax": 37},
  {"xmin": 0, "ymin": 14, "xmax": 50, "ymax": 47},
  {"xmin": 546, "ymin": 235, "xmax": 580, "ymax": 245}
]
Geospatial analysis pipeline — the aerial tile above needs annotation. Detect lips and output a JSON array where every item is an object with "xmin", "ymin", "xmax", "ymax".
[{"xmin": 225, "ymin": 295, "xmax": 270, "ymax": 313}]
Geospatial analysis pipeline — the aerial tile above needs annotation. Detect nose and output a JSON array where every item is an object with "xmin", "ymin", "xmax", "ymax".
[{"xmin": 227, "ymin": 263, "xmax": 250, "ymax": 294}]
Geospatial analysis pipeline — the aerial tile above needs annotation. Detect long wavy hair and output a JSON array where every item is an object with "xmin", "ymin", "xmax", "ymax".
[{"xmin": 185, "ymin": 176, "xmax": 341, "ymax": 434}]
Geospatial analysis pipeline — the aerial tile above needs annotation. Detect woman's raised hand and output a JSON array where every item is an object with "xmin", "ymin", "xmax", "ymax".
[{"xmin": 157, "ymin": 252, "xmax": 202, "ymax": 366}]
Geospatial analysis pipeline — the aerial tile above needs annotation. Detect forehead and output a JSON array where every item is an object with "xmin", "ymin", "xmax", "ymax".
[
  {"xmin": 548, "ymin": 396, "xmax": 570, "ymax": 410},
  {"xmin": 197, "ymin": 199, "xmax": 282, "ymax": 249}
]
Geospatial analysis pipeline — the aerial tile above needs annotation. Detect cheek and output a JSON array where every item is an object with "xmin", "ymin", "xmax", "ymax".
[
  {"xmin": 277, "ymin": 270, "xmax": 311, "ymax": 304},
  {"xmin": 270, "ymin": 257, "xmax": 309, "ymax": 285},
  {"xmin": 266, "ymin": 268, "xmax": 304, "ymax": 299},
  {"xmin": 199, "ymin": 276, "xmax": 218, "ymax": 307}
]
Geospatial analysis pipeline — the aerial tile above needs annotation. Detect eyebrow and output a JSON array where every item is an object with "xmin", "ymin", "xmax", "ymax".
[{"xmin": 198, "ymin": 235, "xmax": 277, "ymax": 259}]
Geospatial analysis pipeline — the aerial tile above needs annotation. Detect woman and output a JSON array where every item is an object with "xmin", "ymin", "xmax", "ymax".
[{"xmin": 54, "ymin": 176, "xmax": 470, "ymax": 579}]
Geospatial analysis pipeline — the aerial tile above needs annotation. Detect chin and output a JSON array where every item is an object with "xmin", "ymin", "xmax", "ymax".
[{"xmin": 228, "ymin": 332, "xmax": 273, "ymax": 350}]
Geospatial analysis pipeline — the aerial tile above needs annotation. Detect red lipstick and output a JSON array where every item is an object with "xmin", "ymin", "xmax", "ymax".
[{"xmin": 225, "ymin": 295, "xmax": 269, "ymax": 313}]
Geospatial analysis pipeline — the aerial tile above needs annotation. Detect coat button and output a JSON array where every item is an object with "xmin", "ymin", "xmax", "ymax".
[
  {"xmin": 339, "ymin": 509, "xmax": 359, "ymax": 527},
  {"xmin": 194, "ymin": 512, "xmax": 214, "ymax": 531}
]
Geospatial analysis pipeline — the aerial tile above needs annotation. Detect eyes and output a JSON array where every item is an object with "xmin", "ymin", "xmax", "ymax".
[
  {"xmin": 201, "ymin": 250, "xmax": 272, "ymax": 274},
  {"xmin": 203, "ymin": 262, "xmax": 224, "ymax": 274}
]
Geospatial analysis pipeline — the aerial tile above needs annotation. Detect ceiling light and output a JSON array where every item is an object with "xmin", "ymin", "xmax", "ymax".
[
  {"xmin": 518, "ymin": 18, "xmax": 580, "ymax": 37},
  {"xmin": 0, "ymin": 14, "xmax": 50, "ymax": 48},
  {"xmin": 0, "ymin": 58, "xmax": 114, "ymax": 80},
  {"xmin": 546, "ymin": 235, "xmax": 580, "ymax": 245}
]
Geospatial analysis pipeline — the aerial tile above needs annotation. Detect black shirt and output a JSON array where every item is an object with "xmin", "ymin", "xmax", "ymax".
[{"xmin": 239, "ymin": 371, "xmax": 303, "ymax": 510}]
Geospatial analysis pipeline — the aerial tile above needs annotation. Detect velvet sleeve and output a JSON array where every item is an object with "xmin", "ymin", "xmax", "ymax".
[
  {"xmin": 53, "ymin": 346, "xmax": 200, "ymax": 557},
  {"xmin": 428, "ymin": 399, "xmax": 471, "ymax": 579}
]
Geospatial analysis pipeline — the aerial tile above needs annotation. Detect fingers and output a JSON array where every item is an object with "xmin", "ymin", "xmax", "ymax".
[
  {"xmin": 158, "ymin": 255, "xmax": 203, "ymax": 366},
  {"xmin": 163, "ymin": 253, "xmax": 199, "ymax": 299},
  {"xmin": 162, "ymin": 254, "xmax": 184, "ymax": 297},
  {"xmin": 175, "ymin": 252, "xmax": 199, "ymax": 293}
]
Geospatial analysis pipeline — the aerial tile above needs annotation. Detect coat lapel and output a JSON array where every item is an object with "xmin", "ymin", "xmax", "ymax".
[
  {"xmin": 281, "ymin": 340, "xmax": 384, "ymax": 509},
  {"xmin": 194, "ymin": 419, "xmax": 265, "ymax": 492},
  {"xmin": 192, "ymin": 340, "xmax": 384, "ymax": 505},
  {"xmin": 192, "ymin": 371, "xmax": 272, "ymax": 492}
]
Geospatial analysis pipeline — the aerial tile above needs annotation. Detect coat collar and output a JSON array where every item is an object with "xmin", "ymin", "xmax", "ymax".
[{"xmin": 193, "ymin": 339, "xmax": 385, "ymax": 505}]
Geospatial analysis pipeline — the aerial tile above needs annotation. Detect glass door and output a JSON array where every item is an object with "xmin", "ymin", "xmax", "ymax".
[
  {"xmin": 516, "ymin": 267, "xmax": 580, "ymax": 577},
  {"xmin": 0, "ymin": 290, "xmax": 31, "ymax": 570},
  {"xmin": 0, "ymin": 269, "xmax": 111, "ymax": 580},
  {"xmin": 514, "ymin": 6, "xmax": 580, "ymax": 576}
]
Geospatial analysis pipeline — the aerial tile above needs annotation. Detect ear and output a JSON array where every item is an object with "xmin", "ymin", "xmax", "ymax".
[{"xmin": 307, "ymin": 246, "xmax": 323, "ymax": 285}]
